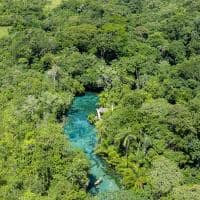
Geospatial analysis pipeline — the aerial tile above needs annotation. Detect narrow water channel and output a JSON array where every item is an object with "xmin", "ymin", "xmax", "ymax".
[{"xmin": 64, "ymin": 92, "xmax": 119, "ymax": 194}]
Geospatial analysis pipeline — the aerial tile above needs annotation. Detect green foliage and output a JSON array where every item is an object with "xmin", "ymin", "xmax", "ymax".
[
  {"xmin": 45, "ymin": 0, "xmax": 62, "ymax": 11},
  {"xmin": 94, "ymin": 189, "xmax": 152, "ymax": 200},
  {"xmin": 148, "ymin": 156, "xmax": 183, "ymax": 197},
  {"xmin": 166, "ymin": 184, "xmax": 200, "ymax": 200},
  {"xmin": 0, "ymin": 26, "xmax": 8, "ymax": 38},
  {"xmin": 0, "ymin": 0, "xmax": 200, "ymax": 199}
]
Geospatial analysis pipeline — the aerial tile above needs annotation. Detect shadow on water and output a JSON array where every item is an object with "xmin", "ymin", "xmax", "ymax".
[{"xmin": 64, "ymin": 92, "xmax": 119, "ymax": 194}]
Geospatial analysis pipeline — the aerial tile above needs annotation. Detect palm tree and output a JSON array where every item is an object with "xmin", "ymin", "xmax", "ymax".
[{"xmin": 123, "ymin": 134, "xmax": 136, "ymax": 168}]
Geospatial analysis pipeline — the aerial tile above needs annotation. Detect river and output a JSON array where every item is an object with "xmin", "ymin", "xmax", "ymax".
[{"xmin": 64, "ymin": 92, "xmax": 119, "ymax": 194}]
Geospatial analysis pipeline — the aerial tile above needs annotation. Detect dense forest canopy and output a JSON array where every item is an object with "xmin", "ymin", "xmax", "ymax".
[{"xmin": 0, "ymin": 0, "xmax": 200, "ymax": 199}]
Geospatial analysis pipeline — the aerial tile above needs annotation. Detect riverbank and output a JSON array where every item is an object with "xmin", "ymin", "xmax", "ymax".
[{"xmin": 64, "ymin": 92, "xmax": 119, "ymax": 194}]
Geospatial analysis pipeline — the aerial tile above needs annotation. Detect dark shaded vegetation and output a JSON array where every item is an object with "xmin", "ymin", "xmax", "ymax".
[{"xmin": 0, "ymin": 0, "xmax": 200, "ymax": 199}]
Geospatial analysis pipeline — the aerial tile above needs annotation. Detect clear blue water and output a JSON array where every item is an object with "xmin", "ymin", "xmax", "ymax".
[{"xmin": 64, "ymin": 92, "xmax": 119, "ymax": 194}]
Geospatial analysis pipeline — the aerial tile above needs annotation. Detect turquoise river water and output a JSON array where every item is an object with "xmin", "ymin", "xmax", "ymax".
[{"xmin": 64, "ymin": 92, "xmax": 119, "ymax": 194}]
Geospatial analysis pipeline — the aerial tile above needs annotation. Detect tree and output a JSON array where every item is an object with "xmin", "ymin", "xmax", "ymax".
[
  {"xmin": 122, "ymin": 134, "xmax": 137, "ymax": 167},
  {"xmin": 166, "ymin": 184, "xmax": 200, "ymax": 200},
  {"xmin": 47, "ymin": 65, "xmax": 61, "ymax": 89},
  {"xmin": 148, "ymin": 156, "xmax": 183, "ymax": 198}
]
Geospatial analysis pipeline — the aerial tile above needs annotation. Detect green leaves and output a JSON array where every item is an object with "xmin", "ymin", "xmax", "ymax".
[
  {"xmin": 148, "ymin": 156, "xmax": 183, "ymax": 197},
  {"xmin": 166, "ymin": 184, "xmax": 200, "ymax": 200},
  {"xmin": 0, "ymin": 0, "xmax": 200, "ymax": 199}
]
